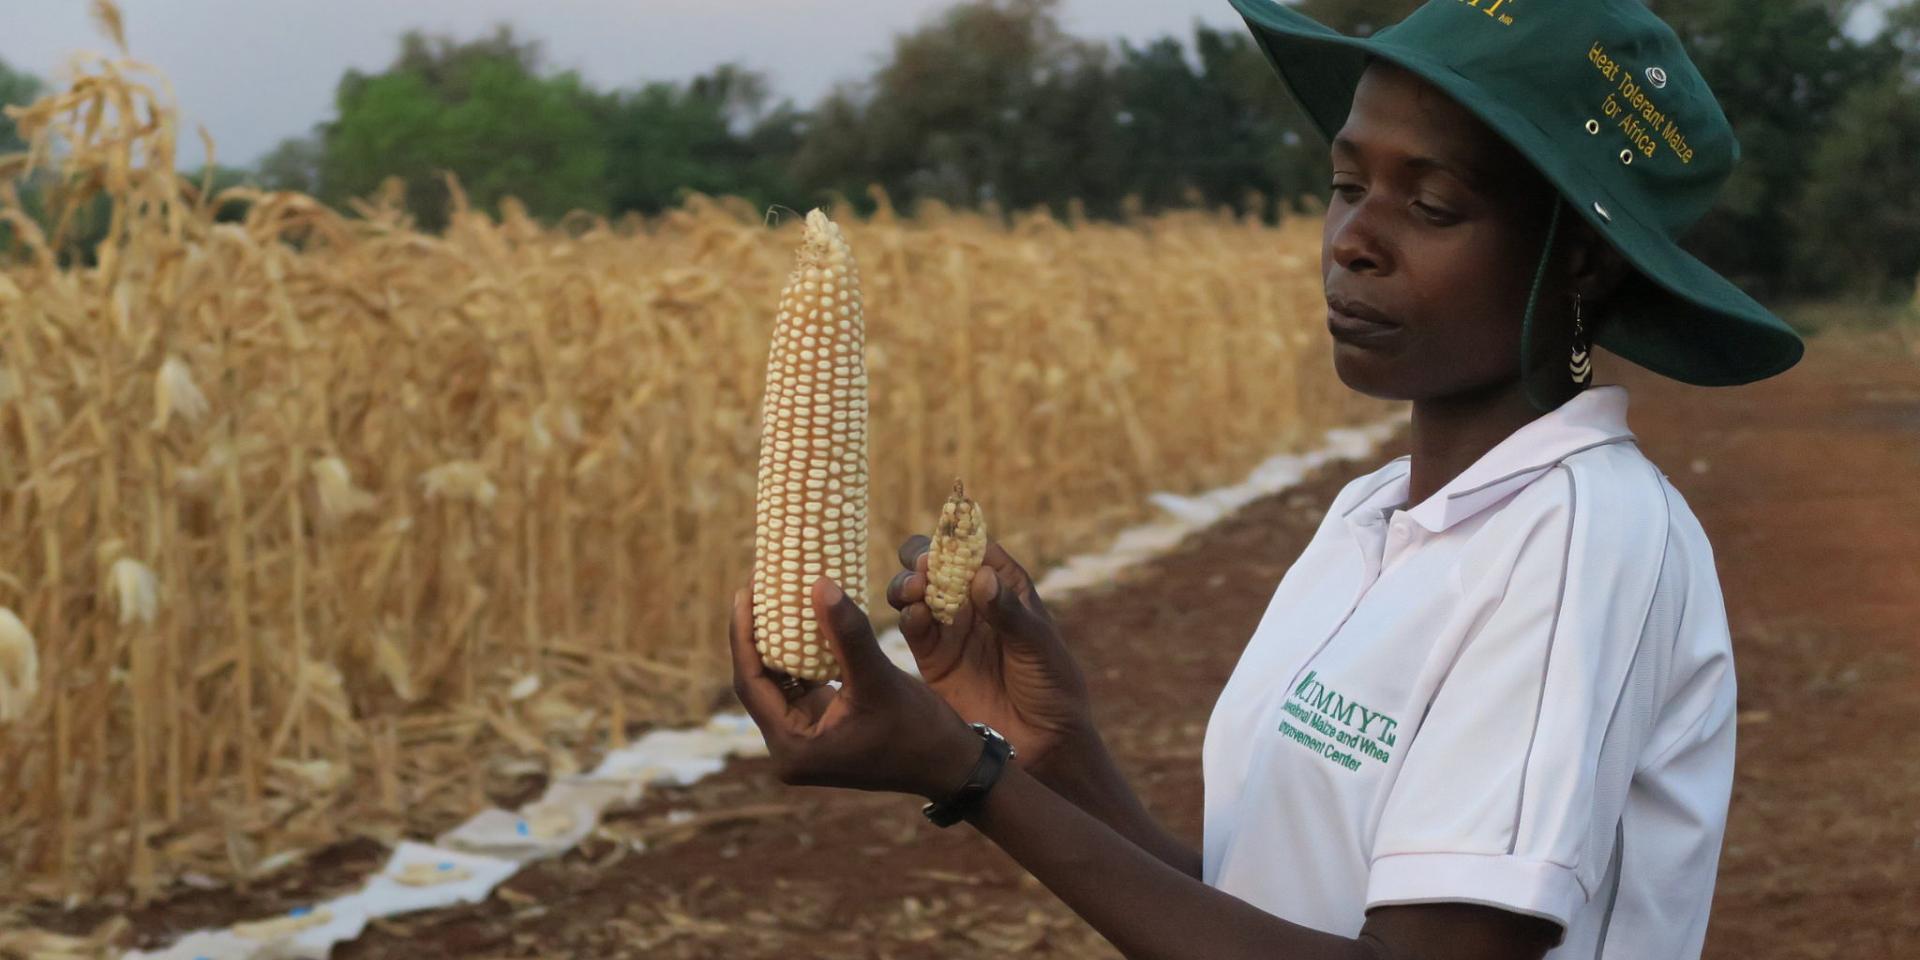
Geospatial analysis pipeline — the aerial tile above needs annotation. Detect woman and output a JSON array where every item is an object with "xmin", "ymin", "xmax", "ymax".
[{"xmin": 728, "ymin": 1, "xmax": 1803, "ymax": 957}]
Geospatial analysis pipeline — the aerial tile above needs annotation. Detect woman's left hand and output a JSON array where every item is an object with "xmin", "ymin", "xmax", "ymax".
[{"xmin": 729, "ymin": 578, "xmax": 984, "ymax": 800}]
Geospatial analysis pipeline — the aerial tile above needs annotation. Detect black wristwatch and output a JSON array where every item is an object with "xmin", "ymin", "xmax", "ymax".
[{"xmin": 921, "ymin": 722, "xmax": 1016, "ymax": 827}]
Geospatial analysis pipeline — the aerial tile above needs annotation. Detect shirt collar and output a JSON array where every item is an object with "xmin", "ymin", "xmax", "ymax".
[{"xmin": 1343, "ymin": 383, "xmax": 1637, "ymax": 535}]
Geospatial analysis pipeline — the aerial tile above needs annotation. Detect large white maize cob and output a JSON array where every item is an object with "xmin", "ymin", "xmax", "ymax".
[
  {"xmin": 752, "ymin": 209, "xmax": 868, "ymax": 682},
  {"xmin": 926, "ymin": 479, "xmax": 988, "ymax": 625}
]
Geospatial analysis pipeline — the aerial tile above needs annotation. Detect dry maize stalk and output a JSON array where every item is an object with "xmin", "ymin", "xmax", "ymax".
[
  {"xmin": 926, "ymin": 480, "xmax": 988, "ymax": 624},
  {"xmin": 752, "ymin": 209, "xmax": 869, "ymax": 681}
]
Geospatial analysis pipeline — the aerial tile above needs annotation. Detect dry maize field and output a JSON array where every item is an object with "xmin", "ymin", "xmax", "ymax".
[{"xmin": 0, "ymin": 52, "xmax": 1392, "ymax": 905}]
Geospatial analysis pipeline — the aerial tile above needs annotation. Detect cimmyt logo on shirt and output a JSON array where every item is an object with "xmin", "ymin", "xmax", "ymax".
[{"xmin": 1277, "ymin": 671, "xmax": 1400, "ymax": 773}]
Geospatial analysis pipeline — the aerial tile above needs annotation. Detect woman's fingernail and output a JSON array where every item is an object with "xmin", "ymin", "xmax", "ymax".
[
  {"xmin": 821, "ymin": 580, "xmax": 845, "ymax": 606},
  {"xmin": 985, "ymin": 570, "xmax": 1001, "ymax": 602}
]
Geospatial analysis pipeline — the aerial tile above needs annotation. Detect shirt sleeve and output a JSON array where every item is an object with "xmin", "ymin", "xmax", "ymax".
[{"xmin": 1364, "ymin": 463, "xmax": 1675, "ymax": 931}]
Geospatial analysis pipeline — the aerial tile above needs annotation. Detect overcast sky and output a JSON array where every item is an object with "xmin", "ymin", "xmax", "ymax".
[
  {"xmin": 4, "ymin": 0, "xmax": 1250, "ymax": 166},
  {"xmin": 7, "ymin": 1, "xmax": 1898, "ymax": 167}
]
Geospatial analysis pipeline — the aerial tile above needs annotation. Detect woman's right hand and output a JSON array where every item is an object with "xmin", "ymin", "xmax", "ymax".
[{"xmin": 885, "ymin": 536, "xmax": 1096, "ymax": 776}]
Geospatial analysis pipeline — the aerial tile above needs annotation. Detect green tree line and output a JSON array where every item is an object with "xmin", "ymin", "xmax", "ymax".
[{"xmin": 4, "ymin": 0, "xmax": 1917, "ymax": 298}]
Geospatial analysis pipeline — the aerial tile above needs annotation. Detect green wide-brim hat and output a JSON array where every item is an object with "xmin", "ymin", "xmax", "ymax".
[{"xmin": 1229, "ymin": 0, "xmax": 1804, "ymax": 387}]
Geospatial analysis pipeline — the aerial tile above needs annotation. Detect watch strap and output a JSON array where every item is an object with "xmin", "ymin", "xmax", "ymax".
[{"xmin": 921, "ymin": 724, "xmax": 1013, "ymax": 827}]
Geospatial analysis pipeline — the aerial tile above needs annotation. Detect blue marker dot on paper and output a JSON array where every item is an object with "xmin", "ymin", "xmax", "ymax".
[
  {"xmin": 438, "ymin": 861, "xmax": 454, "ymax": 871},
  {"xmin": 515, "ymin": 819, "xmax": 529, "ymax": 836},
  {"xmin": 289, "ymin": 906, "xmax": 311, "ymax": 918}
]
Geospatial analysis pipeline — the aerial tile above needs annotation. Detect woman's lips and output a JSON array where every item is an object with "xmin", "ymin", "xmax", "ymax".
[{"xmin": 1326, "ymin": 297, "xmax": 1400, "ymax": 345}]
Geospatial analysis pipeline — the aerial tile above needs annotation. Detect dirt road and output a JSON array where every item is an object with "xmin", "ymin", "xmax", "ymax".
[{"xmin": 98, "ymin": 327, "xmax": 1920, "ymax": 958}]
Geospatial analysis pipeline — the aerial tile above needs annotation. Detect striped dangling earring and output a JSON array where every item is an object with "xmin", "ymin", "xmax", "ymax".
[{"xmin": 1569, "ymin": 292, "xmax": 1592, "ymax": 386}]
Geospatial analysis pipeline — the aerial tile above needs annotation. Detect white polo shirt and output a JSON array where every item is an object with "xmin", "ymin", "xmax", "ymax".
[{"xmin": 1201, "ymin": 383, "xmax": 1736, "ymax": 958}]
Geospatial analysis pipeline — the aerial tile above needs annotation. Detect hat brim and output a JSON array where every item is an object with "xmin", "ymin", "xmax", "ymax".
[{"xmin": 1230, "ymin": 0, "xmax": 1804, "ymax": 386}]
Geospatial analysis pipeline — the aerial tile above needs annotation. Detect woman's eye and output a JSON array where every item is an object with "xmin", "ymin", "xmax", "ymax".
[
  {"xmin": 1329, "ymin": 181, "xmax": 1364, "ymax": 200},
  {"xmin": 1412, "ymin": 200, "xmax": 1459, "ymax": 224}
]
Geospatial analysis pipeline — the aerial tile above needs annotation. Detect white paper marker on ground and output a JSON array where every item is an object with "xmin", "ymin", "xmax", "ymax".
[{"xmin": 357, "ymin": 843, "xmax": 522, "ymax": 919}]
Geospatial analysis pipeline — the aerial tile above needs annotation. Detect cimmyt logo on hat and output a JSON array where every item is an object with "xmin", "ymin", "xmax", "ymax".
[{"xmin": 1645, "ymin": 66, "xmax": 1668, "ymax": 89}]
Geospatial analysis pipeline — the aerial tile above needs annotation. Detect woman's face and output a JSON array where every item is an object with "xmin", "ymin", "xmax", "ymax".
[{"xmin": 1321, "ymin": 61, "xmax": 1567, "ymax": 403}]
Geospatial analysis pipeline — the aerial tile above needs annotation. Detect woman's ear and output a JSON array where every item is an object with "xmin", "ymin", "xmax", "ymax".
[{"xmin": 1564, "ymin": 214, "xmax": 1630, "ymax": 306}]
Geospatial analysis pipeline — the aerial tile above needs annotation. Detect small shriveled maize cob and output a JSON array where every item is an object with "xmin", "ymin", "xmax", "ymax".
[
  {"xmin": 926, "ymin": 479, "xmax": 988, "ymax": 624},
  {"xmin": 752, "ymin": 209, "xmax": 868, "ymax": 681}
]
